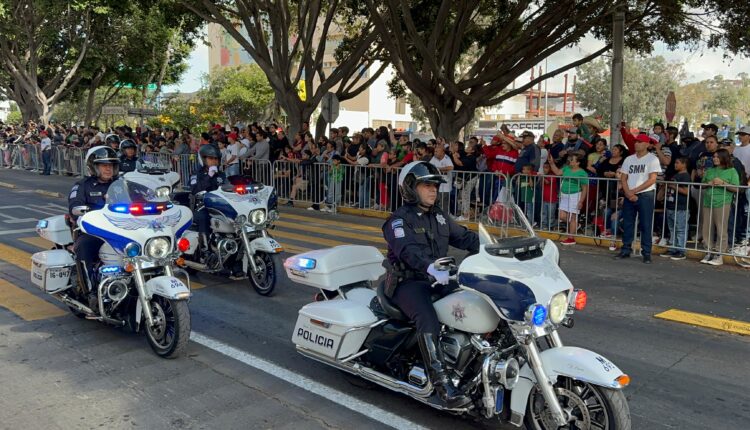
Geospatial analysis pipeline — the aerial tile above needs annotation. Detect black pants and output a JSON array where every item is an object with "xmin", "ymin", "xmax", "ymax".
[
  {"xmin": 391, "ymin": 280, "xmax": 451, "ymax": 334},
  {"xmin": 194, "ymin": 208, "xmax": 210, "ymax": 234},
  {"xmin": 74, "ymin": 233, "xmax": 103, "ymax": 289}
]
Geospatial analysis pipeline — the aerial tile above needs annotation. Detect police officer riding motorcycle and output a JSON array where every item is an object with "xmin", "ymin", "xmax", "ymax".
[
  {"xmin": 382, "ymin": 161, "xmax": 479, "ymax": 408},
  {"xmin": 68, "ymin": 146, "xmax": 120, "ymax": 307},
  {"xmin": 119, "ymin": 139, "xmax": 139, "ymax": 173},
  {"xmin": 190, "ymin": 144, "xmax": 227, "ymax": 253},
  {"xmin": 105, "ymin": 134, "xmax": 121, "ymax": 153}
]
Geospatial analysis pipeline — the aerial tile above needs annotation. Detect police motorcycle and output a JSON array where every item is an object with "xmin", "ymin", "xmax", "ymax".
[
  {"xmin": 31, "ymin": 177, "xmax": 194, "ymax": 358},
  {"xmin": 178, "ymin": 174, "xmax": 284, "ymax": 296},
  {"xmin": 285, "ymin": 203, "xmax": 631, "ymax": 429}
]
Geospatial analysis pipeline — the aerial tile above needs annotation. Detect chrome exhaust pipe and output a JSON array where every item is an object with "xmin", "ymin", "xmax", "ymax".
[
  {"xmin": 182, "ymin": 260, "xmax": 209, "ymax": 271},
  {"xmin": 296, "ymin": 346, "xmax": 470, "ymax": 412}
]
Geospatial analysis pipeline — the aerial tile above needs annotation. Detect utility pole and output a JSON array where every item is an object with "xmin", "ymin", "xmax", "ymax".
[{"xmin": 609, "ymin": 1, "xmax": 625, "ymax": 148}]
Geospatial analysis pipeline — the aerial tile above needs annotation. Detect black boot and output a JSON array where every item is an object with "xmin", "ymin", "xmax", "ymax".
[{"xmin": 418, "ymin": 333, "xmax": 471, "ymax": 408}]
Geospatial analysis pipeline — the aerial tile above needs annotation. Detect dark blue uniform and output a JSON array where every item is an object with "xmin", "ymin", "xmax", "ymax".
[
  {"xmin": 68, "ymin": 176, "xmax": 116, "ymax": 289},
  {"xmin": 119, "ymin": 155, "xmax": 139, "ymax": 173},
  {"xmin": 190, "ymin": 167, "xmax": 226, "ymax": 234},
  {"xmin": 383, "ymin": 203, "xmax": 478, "ymax": 334}
]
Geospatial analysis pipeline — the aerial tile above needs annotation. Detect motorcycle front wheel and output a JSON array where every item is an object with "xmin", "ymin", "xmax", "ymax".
[
  {"xmin": 525, "ymin": 376, "xmax": 631, "ymax": 430},
  {"xmin": 145, "ymin": 296, "xmax": 191, "ymax": 358},
  {"xmin": 247, "ymin": 252, "xmax": 283, "ymax": 296}
]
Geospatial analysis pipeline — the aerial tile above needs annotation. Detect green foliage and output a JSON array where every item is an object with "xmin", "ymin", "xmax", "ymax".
[
  {"xmin": 199, "ymin": 64, "xmax": 275, "ymax": 125},
  {"xmin": 676, "ymin": 75, "xmax": 750, "ymax": 125},
  {"xmin": 575, "ymin": 50, "xmax": 685, "ymax": 126},
  {"xmin": 6, "ymin": 103, "xmax": 21, "ymax": 124}
]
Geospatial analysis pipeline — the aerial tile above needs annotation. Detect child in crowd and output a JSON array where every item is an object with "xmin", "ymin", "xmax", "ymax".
[
  {"xmin": 518, "ymin": 164, "xmax": 537, "ymax": 224},
  {"xmin": 662, "ymin": 157, "xmax": 691, "ymax": 260},
  {"xmin": 323, "ymin": 154, "xmax": 344, "ymax": 213},
  {"xmin": 286, "ymin": 150, "xmax": 312, "ymax": 207},
  {"xmin": 547, "ymin": 151, "xmax": 589, "ymax": 245},
  {"xmin": 540, "ymin": 162, "xmax": 559, "ymax": 230}
]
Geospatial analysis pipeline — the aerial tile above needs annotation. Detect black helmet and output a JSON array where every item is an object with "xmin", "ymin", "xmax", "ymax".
[
  {"xmin": 199, "ymin": 144, "xmax": 221, "ymax": 165},
  {"xmin": 85, "ymin": 146, "xmax": 120, "ymax": 177},
  {"xmin": 105, "ymin": 134, "xmax": 121, "ymax": 149},
  {"xmin": 120, "ymin": 139, "xmax": 137, "ymax": 151},
  {"xmin": 398, "ymin": 161, "xmax": 445, "ymax": 204}
]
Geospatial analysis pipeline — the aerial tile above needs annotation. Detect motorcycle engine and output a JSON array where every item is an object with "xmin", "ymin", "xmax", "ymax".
[{"xmin": 440, "ymin": 332, "xmax": 474, "ymax": 373}]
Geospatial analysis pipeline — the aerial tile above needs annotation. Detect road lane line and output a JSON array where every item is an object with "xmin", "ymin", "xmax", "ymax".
[
  {"xmin": 655, "ymin": 309, "xmax": 750, "ymax": 336},
  {"xmin": 19, "ymin": 236, "xmax": 53, "ymax": 250},
  {"xmin": 281, "ymin": 213, "xmax": 383, "ymax": 232},
  {"xmin": 0, "ymin": 228, "xmax": 37, "ymax": 236},
  {"xmin": 0, "ymin": 242, "xmax": 32, "ymax": 271},
  {"xmin": 190, "ymin": 332, "xmax": 426, "ymax": 430},
  {"xmin": 272, "ymin": 230, "xmax": 388, "ymax": 254},
  {"xmin": 275, "ymin": 220, "xmax": 385, "ymax": 244},
  {"xmin": 0, "ymin": 278, "xmax": 66, "ymax": 321}
]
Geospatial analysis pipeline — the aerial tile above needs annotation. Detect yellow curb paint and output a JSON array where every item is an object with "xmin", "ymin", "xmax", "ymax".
[
  {"xmin": 275, "ymin": 220, "xmax": 385, "ymax": 244},
  {"xmin": 0, "ymin": 243, "xmax": 32, "ymax": 272},
  {"xmin": 281, "ymin": 213, "xmax": 383, "ymax": 233},
  {"xmin": 654, "ymin": 309, "xmax": 750, "ymax": 336},
  {"xmin": 0, "ymin": 181, "xmax": 17, "ymax": 189},
  {"xmin": 34, "ymin": 190, "xmax": 63, "ymax": 198},
  {"xmin": 0, "ymin": 278, "xmax": 66, "ymax": 321},
  {"xmin": 19, "ymin": 236, "xmax": 53, "ymax": 250},
  {"xmin": 283, "ymin": 244, "xmax": 313, "ymax": 255}
]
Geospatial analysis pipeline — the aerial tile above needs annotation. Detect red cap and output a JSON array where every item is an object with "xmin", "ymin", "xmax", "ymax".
[
  {"xmin": 228, "ymin": 132, "xmax": 238, "ymax": 141},
  {"xmin": 635, "ymin": 134, "xmax": 651, "ymax": 143},
  {"xmin": 213, "ymin": 124, "xmax": 223, "ymax": 130}
]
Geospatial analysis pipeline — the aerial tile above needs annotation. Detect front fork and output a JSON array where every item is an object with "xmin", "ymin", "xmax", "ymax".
[
  {"xmin": 523, "ymin": 330, "xmax": 567, "ymax": 427},
  {"xmin": 240, "ymin": 228, "xmax": 260, "ymax": 274},
  {"xmin": 133, "ymin": 261, "xmax": 155, "ymax": 327}
]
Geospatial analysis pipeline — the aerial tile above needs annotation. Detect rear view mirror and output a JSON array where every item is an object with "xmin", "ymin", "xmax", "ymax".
[{"xmin": 71, "ymin": 205, "xmax": 90, "ymax": 216}]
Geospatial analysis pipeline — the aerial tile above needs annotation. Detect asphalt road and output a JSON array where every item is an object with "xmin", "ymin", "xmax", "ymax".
[{"xmin": 0, "ymin": 169, "xmax": 749, "ymax": 429}]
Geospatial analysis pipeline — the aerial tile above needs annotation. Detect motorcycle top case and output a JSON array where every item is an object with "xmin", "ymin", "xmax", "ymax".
[
  {"xmin": 36, "ymin": 215, "xmax": 73, "ymax": 245},
  {"xmin": 293, "ymin": 299, "xmax": 378, "ymax": 360},
  {"xmin": 31, "ymin": 250, "xmax": 75, "ymax": 293},
  {"xmin": 284, "ymin": 245, "xmax": 385, "ymax": 291}
]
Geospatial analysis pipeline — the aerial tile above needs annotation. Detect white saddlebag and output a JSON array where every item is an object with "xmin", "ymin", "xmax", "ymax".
[
  {"xmin": 31, "ymin": 250, "xmax": 75, "ymax": 293},
  {"xmin": 36, "ymin": 215, "xmax": 73, "ymax": 245},
  {"xmin": 292, "ymin": 299, "xmax": 378, "ymax": 360},
  {"xmin": 284, "ymin": 245, "xmax": 384, "ymax": 291}
]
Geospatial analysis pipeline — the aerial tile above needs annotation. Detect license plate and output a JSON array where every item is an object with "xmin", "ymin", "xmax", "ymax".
[{"xmin": 289, "ymin": 268, "xmax": 307, "ymax": 278}]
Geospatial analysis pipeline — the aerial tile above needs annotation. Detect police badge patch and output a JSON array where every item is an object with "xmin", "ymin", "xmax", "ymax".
[{"xmin": 436, "ymin": 214, "xmax": 446, "ymax": 225}]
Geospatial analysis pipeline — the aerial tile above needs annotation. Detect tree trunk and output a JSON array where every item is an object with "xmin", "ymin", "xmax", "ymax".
[
  {"xmin": 314, "ymin": 115, "xmax": 328, "ymax": 141},
  {"xmin": 426, "ymin": 104, "xmax": 475, "ymax": 143}
]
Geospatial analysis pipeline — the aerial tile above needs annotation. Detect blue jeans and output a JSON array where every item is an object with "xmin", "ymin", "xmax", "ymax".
[
  {"xmin": 541, "ymin": 202, "xmax": 557, "ymax": 230},
  {"xmin": 358, "ymin": 179, "xmax": 371, "ymax": 208},
  {"xmin": 666, "ymin": 209, "xmax": 688, "ymax": 252},
  {"xmin": 522, "ymin": 200, "xmax": 535, "ymax": 223},
  {"xmin": 42, "ymin": 150, "xmax": 51, "ymax": 175},
  {"xmin": 621, "ymin": 190, "xmax": 655, "ymax": 257},
  {"xmin": 605, "ymin": 207, "xmax": 621, "ymax": 234}
]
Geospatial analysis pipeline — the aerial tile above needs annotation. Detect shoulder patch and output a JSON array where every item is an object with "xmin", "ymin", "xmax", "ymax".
[
  {"xmin": 391, "ymin": 218, "xmax": 403, "ymax": 229},
  {"xmin": 190, "ymin": 176, "xmax": 197, "ymax": 185},
  {"xmin": 393, "ymin": 227, "xmax": 405, "ymax": 238}
]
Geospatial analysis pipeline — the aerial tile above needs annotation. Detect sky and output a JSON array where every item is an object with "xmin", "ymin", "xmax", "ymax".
[{"xmin": 164, "ymin": 31, "xmax": 750, "ymax": 96}]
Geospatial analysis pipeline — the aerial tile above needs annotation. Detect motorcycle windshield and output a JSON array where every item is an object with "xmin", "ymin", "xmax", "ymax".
[
  {"xmin": 135, "ymin": 156, "xmax": 170, "ymax": 173},
  {"xmin": 106, "ymin": 178, "xmax": 171, "ymax": 205},
  {"xmin": 477, "ymin": 199, "xmax": 535, "ymax": 246}
]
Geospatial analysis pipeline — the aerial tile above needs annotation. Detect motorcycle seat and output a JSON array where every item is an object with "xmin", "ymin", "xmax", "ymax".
[{"xmin": 376, "ymin": 281, "xmax": 408, "ymax": 321}]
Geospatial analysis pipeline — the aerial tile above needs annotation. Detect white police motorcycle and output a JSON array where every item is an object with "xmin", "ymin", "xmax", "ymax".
[
  {"xmin": 285, "ymin": 203, "xmax": 631, "ymax": 429},
  {"xmin": 31, "ymin": 177, "xmax": 194, "ymax": 358},
  {"xmin": 179, "ymin": 175, "xmax": 284, "ymax": 296}
]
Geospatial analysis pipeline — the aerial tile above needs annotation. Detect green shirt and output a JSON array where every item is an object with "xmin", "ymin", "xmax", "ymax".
[
  {"xmin": 702, "ymin": 167, "xmax": 739, "ymax": 208},
  {"xmin": 519, "ymin": 176, "xmax": 535, "ymax": 202},
  {"xmin": 560, "ymin": 166, "xmax": 588, "ymax": 194}
]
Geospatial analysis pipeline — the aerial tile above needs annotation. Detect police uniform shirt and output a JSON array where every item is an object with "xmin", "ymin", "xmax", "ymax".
[
  {"xmin": 68, "ymin": 176, "xmax": 115, "ymax": 216},
  {"xmin": 190, "ymin": 167, "xmax": 226, "ymax": 195},
  {"xmin": 119, "ymin": 155, "xmax": 138, "ymax": 173},
  {"xmin": 383, "ymin": 204, "xmax": 478, "ymax": 273}
]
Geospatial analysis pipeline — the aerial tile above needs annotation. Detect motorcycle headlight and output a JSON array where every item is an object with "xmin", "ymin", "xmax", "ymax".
[
  {"xmin": 145, "ymin": 237, "xmax": 170, "ymax": 259},
  {"xmin": 156, "ymin": 186, "xmax": 170, "ymax": 199},
  {"xmin": 236, "ymin": 214, "xmax": 247, "ymax": 225},
  {"xmin": 549, "ymin": 292, "xmax": 568, "ymax": 324},
  {"xmin": 250, "ymin": 209, "xmax": 266, "ymax": 225}
]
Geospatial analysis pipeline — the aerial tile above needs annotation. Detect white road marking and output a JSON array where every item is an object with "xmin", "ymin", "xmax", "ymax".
[
  {"xmin": 191, "ymin": 332, "xmax": 426, "ymax": 430},
  {"xmin": 0, "ymin": 228, "xmax": 37, "ymax": 236}
]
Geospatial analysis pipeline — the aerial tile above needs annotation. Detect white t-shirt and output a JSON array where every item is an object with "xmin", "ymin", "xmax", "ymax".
[
  {"xmin": 620, "ymin": 152, "xmax": 661, "ymax": 193},
  {"xmin": 40, "ymin": 137, "xmax": 52, "ymax": 151},
  {"xmin": 430, "ymin": 155, "xmax": 453, "ymax": 193},
  {"xmin": 226, "ymin": 142, "xmax": 245, "ymax": 165},
  {"xmin": 733, "ymin": 145, "xmax": 750, "ymax": 180}
]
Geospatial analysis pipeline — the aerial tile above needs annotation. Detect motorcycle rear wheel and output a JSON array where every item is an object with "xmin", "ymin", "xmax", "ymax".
[
  {"xmin": 145, "ymin": 297, "xmax": 191, "ymax": 358},
  {"xmin": 247, "ymin": 252, "xmax": 283, "ymax": 296},
  {"xmin": 525, "ymin": 376, "xmax": 631, "ymax": 430}
]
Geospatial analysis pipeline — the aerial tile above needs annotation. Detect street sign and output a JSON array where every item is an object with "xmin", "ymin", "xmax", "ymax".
[
  {"xmin": 665, "ymin": 91, "xmax": 677, "ymax": 123},
  {"xmin": 127, "ymin": 108, "xmax": 158, "ymax": 117},
  {"xmin": 101, "ymin": 106, "xmax": 126, "ymax": 115},
  {"xmin": 321, "ymin": 92, "xmax": 339, "ymax": 123}
]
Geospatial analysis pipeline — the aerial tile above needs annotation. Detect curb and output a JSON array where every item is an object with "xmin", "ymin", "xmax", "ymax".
[
  {"xmin": 0, "ymin": 181, "xmax": 17, "ymax": 189},
  {"xmin": 34, "ymin": 189, "xmax": 64, "ymax": 198},
  {"xmin": 335, "ymin": 206, "xmax": 746, "ymax": 268}
]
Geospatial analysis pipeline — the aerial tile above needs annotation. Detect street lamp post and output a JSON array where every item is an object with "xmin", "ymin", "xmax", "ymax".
[{"xmin": 609, "ymin": 1, "xmax": 625, "ymax": 148}]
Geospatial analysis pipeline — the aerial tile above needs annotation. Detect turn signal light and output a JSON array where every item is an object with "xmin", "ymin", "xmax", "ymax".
[
  {"xmin": 615, "ymin": 374, "xmax": 630, "ymax": 387},
  {"xmin": 574, "ymin": 289, "xmax": 587, "ymax": 311},
  {"xmin": 175, "ymin": 257, "xmax": 185, "ymax": 267},
  {"xmin": 177, "ymin": 237, "xmax": 190, "ymax": 252},
  {"xmin": 124, "ymin": 263, "xmax": 135, "ymax": 273}
]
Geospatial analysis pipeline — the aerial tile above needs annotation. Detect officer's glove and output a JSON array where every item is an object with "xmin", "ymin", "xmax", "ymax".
[
  {"xmin": 427, "ymin": 263, "xmax": 450, "ymax": 286},
  {"xmin": 208, "ymin": 165, "xmax": 218, "ymax": 177}
]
